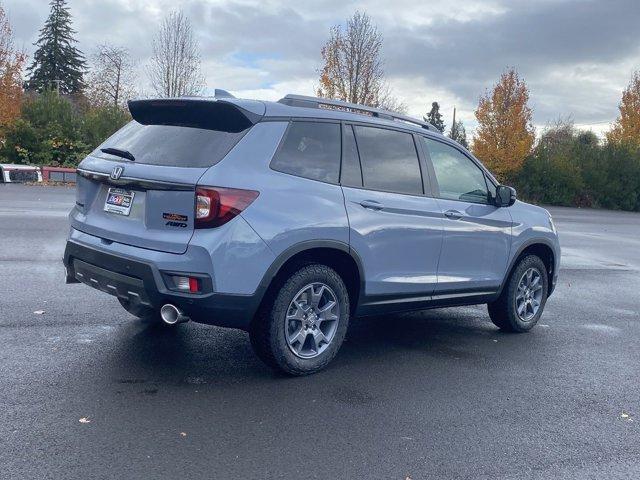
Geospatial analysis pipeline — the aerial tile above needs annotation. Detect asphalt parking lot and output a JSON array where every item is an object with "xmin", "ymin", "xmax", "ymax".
[{"xmin": 1, "ymin": 184, "xmax": 639, "ymax": 479}]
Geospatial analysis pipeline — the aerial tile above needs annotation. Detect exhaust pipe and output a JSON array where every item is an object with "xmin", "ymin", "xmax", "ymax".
[{"xmin": 160, "ymin": 304, "xmax": 190, "ymax": 325}]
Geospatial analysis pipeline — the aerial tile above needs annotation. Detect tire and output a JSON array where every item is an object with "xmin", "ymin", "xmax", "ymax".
[
  {"xmin": 488, "ymin": 254, "xmax": 548, "ymax": 332},
  {"xmin": 118, "ymin": 298, "xmax": 163, "ymax": 323},
  {"xmin": 249, "ymin": 264, "xmax": 350, "ymax": 376}
]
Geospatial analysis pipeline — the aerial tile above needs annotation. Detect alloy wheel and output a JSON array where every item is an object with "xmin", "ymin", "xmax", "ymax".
[
  {"xmin": 515, "ymin": 267, "xmax": 543, "ymax": 321},
  {"xmin": 284, "ymin": 282, "xmax": 340, "ymax": 359}
]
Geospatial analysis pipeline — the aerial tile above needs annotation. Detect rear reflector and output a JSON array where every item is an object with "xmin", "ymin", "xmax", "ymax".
[
  {"xmin": 172, "ymin": 275, "xmax": 200, "ymax": 293},
  {"xmin": 195, "ymin": 187, "xmax": 259, "ymax": 228}
]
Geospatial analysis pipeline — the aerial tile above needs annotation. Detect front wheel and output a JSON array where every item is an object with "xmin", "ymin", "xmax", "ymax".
[
  {"xmin": 488, "ymin": 255, "xmax": 549, "ymax": 332},
  {"xmin": 249, "ymin": 264, "xmax": 350, "ymax": 376}
]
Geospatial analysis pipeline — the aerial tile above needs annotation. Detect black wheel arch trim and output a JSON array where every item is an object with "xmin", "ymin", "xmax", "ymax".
[
  {"xmin": 497, "ymin": 237, "xmax": 557, "ymax": 298},
  {"xmin": 254, "ymin": 239, "xmax": 366, "ymax": 312}
]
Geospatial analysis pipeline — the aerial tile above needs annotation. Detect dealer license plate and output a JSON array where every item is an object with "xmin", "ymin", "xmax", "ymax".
[{"xmin": 104, "ymin": 188, "xmax": 135, "ymax": 216}]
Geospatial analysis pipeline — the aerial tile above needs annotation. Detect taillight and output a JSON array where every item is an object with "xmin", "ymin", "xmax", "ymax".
[{"xmin": 195, "ymin": 187, "xmax": 259, "ymax": 228}]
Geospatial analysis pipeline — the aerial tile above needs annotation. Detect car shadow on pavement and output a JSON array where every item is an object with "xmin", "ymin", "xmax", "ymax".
[{"xmin": 97, "ymin": 306, "xmax": 503, "ymax": 386}]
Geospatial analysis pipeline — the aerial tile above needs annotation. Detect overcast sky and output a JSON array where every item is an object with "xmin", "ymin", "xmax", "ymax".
[{"xmin": 4, "ymin": 0, "xmax": 640, "ymax": 136}]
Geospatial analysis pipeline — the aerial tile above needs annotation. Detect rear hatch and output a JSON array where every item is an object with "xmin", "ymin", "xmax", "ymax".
[{"xmin": 71, "ymin": 98, "xmax": 264, "ymax": 254}]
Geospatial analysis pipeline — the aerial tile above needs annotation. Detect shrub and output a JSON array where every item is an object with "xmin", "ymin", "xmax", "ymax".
[
  {"xmin": 82, "ymin": 106, "xmax": 129, "ymax": 148},
  {"xmin": 0, "ymin": 91, "xmax": 129, "ymax": 166},
  {"xmin": 514, "ymin": 121, "xmax": 640, "ymax": 212}
]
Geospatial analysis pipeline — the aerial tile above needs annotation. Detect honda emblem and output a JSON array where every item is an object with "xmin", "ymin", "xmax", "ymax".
[{"xmin": 110, "ymin": 166, "xmax": 124, "ymax": 180}]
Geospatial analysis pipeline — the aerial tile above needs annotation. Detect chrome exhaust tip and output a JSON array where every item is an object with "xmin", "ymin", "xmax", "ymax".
[{"xmin": 160, "ymin": 304, "xmax": 190, "ymax": 325}]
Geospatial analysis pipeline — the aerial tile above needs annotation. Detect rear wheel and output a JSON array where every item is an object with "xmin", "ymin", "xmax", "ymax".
[
  {"xmin": 488, "ymin": 255, "xmax": 548, "ymax": 332},
  {"xmin": 250, "ymin": 264, "xmax": 350, "ymax": 376}
]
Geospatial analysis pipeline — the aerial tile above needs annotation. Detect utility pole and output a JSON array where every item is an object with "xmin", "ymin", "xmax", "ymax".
[{"xmin": 451, "ymin": 106, "xmax": 457, "ymax": 137}]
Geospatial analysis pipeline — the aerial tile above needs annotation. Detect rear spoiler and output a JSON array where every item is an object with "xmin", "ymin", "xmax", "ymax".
[{"xmin": 127, "ymin": 98, "xmax": 264, "ymax": 133}]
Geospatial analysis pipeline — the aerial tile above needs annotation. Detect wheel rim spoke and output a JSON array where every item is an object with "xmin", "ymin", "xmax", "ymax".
[
  {"xmin": 313, "ymin": 330, "xmax": 328, "ymax": 350},
  {"xmin": 310, "ymin": 285, "xmax": 324, "ymax": 308},
  {"xmin": 288, "ymin": 325, "xmax": 306, "ymax": 346},
  {"xmin": 287, "ymin": 307, "xmax": 305, "ymax": 322}
]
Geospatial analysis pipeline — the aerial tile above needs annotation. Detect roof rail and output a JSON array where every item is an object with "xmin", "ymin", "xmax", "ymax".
[{"xmin": 278, "ymin": 94, "xmax": 435, "ymax": 131}]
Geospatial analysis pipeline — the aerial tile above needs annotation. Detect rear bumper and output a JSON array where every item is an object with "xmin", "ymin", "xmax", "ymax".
[{"xmin": 63, "ymin": 239, "xmax": 259, "ymax": 330}]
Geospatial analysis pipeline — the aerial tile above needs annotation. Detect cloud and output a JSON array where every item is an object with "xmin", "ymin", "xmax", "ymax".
[
  {"xmin": 384, "ymin": 0, "xmax": 640, "ymax": 126},
  {"xmin": 4, "ymin": 0, "xmax": 639, "ymax": 136}
]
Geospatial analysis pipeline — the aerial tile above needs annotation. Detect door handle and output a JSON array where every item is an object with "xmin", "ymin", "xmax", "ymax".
[
  {"xmin": 359, "ymin": 200, "xmax": 383, "ymax": 211},
  {"xmin": 444, "ymin": 209, "xmax": 462, "ymax": 220}
]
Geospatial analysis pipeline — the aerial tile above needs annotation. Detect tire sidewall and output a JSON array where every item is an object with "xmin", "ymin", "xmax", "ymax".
[{"xmin": 269, "ymin": 265, "xmax": 350, "ymax": 374}]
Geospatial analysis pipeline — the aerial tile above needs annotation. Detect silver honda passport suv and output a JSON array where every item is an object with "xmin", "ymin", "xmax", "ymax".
[{"xmin": 64, "ymin": 91, "xmax": 560, "ymax": 375}]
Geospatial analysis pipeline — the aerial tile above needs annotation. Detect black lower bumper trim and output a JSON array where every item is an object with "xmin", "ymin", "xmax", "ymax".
[
  {"xmin": 73, "ymin": 259, "xmax": 153, "ymax": 307},
  {"xmin": 63, "ymin": 240, "xmax": 259, "ymax": 330}
]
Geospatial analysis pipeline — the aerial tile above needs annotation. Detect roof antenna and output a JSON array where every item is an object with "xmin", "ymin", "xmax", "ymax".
[{"xmin": 214, "ymin": 89, "xmax": 236, "ymax": 99}]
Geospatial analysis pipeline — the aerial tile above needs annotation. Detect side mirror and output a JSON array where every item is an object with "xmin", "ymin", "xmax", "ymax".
[{"xmin": 495, "ymin": 185, "xmax": 517, "ymax": 207}]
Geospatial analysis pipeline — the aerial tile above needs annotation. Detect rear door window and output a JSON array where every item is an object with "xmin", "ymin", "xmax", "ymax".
[
  {"xmin": 422, "ymin": 137, "xmax": 489, "ymax": 204},
  {"xmin": 354, "ymin": 126, "xmax": 423, "ymax": 195},
  {"xmin": 93, "ymin": 121, "xmax": 247, "ymax": 168},
  {"xmin": 270, "ymin": 121, "xmax": 340, "ymax": 183}
]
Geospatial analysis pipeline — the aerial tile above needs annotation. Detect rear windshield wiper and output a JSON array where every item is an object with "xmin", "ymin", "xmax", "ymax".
[{"xmin": 100, "ymin": 147, "xmax": 135, "ymax": 162}]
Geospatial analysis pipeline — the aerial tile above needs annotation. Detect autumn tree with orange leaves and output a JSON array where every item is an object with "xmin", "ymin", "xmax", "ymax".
[
  {"xmin": 0, "ymin": 3, "xmax": 26, "ymax": 133},
  {"xmin": 473, "ymin": 68, "xmax": 535, "ymax": 181},
  {"xmin": 607, "ymin": 71, "xmax": 640, "ymax": 148}
]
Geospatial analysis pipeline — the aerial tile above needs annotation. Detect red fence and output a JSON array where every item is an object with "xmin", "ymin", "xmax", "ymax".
[{"xmin": 41, "ymin": 166, "xmax": 77, "ymax": 183}]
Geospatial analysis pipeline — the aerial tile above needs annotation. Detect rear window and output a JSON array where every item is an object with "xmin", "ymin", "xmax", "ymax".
[
  {"xmin": 270, "ymin": 121, "xmax": 340, "ymax": 183},
  {"xmin": 93, "ymin": 121, "xmax": 247, "ymax": 168}
]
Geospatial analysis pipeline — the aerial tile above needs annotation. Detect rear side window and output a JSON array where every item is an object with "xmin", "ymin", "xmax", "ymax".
[
  {"xmin": 270, "ymin": 121, "xmax": 340, "ymax": 183},
  {"xmin": 354, "ymin": 126, "xmax": 423, "ymax": 195},
  {"xmin": 422, "ymin": 137, "xmax": 489, "ymax": 204},
  {"xmin": 93, "ymin": 121, "xmax": 246, "ymax": 168}
]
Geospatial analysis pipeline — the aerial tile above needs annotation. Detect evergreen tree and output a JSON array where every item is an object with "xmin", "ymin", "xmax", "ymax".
[
  {"xmin": 424, "ymin": 101, "xmax": 445, "ymax": 133},
  {"xmin": 449, "ymin": 119, "xmax": 468, "ymax": 148},
  {"xmin": 26, "ymin": 0, "xmax": 86, "ymax": 94}
]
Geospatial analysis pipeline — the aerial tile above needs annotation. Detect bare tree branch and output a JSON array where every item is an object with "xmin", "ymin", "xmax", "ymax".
[
  {"xmin": 148, "ymin": 11, "xmax": 204, "ymax": 98},
  {"xmin": 317, "ymin": 11, "xmax": 405, "ymax": 113},
  {"xmin": 86, "ymin": 43, "xmax": 136, "ymax": 108}
]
